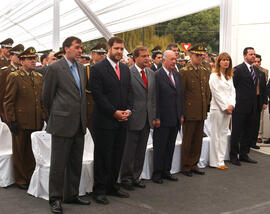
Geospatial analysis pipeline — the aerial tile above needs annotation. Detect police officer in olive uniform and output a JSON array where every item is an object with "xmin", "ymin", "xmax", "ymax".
[
  {"xmin": 0, "ymin": 38, "xmax": 14, "ymax": 69},
  {"xmin": 0, "ymin": 44, "xmax": 24, "ymax": 122},
  {"xmin": 86, "ymin": 43, "xmax": 107, "ymax": 134},
  {"xmin": 180, "ymin": 44, "xmax": 210, "ymax": 177},
  {"xmin": 3, "ymin": 47, "xmax": 46, "ymax": 189}
]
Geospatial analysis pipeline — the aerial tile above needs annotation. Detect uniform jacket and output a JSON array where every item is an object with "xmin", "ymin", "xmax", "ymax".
[
  {"xmin": 180, "ymin": 62, "xmax": 210, "ymax": 121},
  {"xmin": 155, "ymin": 67, "xmax": 184, "ymax": 127},
  {"xmin": 233, "ymin": 62, "xmax": 260, "ymax": 114},
  {"xmin": 0, "ymin": 64, "xmax": 19, "ymax": 115},
  {"xmin": 209, "ymin": 72, "xmax": 235, "ymax": 111},
  {"xmin": 3, "ymin": 68, "xmax": 46, "ymax": 130},
  {"xmin": 128, "ymin": 65, "xmax": 156, "ymax": 130},
  {"xmin": 42, "ymin": 57, "xmax": 87, "ymax": 137},
  {"xmin": 90, "ymin": 58, "xmax": 133, "ymax": 130},
  {"xmin": 0, "ymin": 56, "xmax": 10, "ymax": 69}
]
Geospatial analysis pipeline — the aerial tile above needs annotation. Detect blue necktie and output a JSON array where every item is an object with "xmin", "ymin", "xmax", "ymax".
[{"xmin": 70, "ymin": 64, "xmax": 81, "ymax": 96}]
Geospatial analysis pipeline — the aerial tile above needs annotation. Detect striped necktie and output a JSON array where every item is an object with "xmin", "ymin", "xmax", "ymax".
[{"xmin": 250, "ymin": 66, "xmax": 256, "ymax": 85}]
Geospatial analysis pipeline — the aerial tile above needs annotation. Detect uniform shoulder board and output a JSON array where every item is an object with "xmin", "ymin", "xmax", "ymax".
[
  {"xmin": 0, "ymin": 66, "xmax": 7, "ymax": 70},
  {"xmin": 10, "ymin": 71, "xmax": 19, "ymax": 77},
  {"xmin": 37, "ymin": 72, "xmax": 43, "ymax": 77}
]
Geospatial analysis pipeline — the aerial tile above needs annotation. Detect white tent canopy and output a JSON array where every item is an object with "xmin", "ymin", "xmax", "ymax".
[{"xmin": 0, "ymin": 0, "xmax": 220, "ymax": 51}]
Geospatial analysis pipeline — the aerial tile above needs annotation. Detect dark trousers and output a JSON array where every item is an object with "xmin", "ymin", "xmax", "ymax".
[
  {"xmin": 120, "ymin": 121, "xmax": 150, "ymax": 183},
  {"xmin": 230, "ymin": 111, "xmax": 257, "ymax": 160},
  {"xmin": 86, "ymin": 93, "xmax": 94, "ymax": 136},
  {"xmin": 49, "ymin": 127, "xmax": 84, "ymax": 202},
  {"xmin": 12, "ymin": 129, "xmax": 36, "ymax": 185},
  {"xmin": 93, "ymin": 127, "xmax": 127, "ymax": 196},
  {"xmin": 181, "ymin": 121, "xmax": 204, "ymax": 172},
  {"xmin": 152, "ymin": 126, "xmax": 179, "ymax": 179},
  {"xmin": 251, "ymin": 96, "xmax": 262, "ymax": 147}
]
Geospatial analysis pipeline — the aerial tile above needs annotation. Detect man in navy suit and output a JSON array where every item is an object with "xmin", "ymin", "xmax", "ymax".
[
  {"xmin": 90, "ymin": 37, "xmax": 133, "ymax": 204},
  {"xmin": 230, "ymin": 47, "xmax": 259, "ymax": 165},
  {"xmin": 152, "ymin": 50, "xmax": 184, "ymax": 184}
]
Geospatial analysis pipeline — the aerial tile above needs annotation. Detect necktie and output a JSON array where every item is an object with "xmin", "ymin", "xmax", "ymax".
[
  {"xmin": 70, "ymin": 64, "xmax": 81, "ymax": 96},
  {"xmin": 141, "ymin": 69, "xmax": 148, "ymax": 89},
  {"xmin": 169, "ymin": 71, "xmax": 175, "ymax": 86},
  {"xmin": 115, "ymin": 64, "xmax": 120, "ymax": 80},
  {"xmin": 250, "ymin": 66, "xmax": 256, "ymax": 85}
]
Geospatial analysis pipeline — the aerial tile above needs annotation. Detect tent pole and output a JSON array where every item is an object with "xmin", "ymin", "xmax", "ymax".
[
  {"xmin": 53, "ymin": 0, "xmax": 60, "ymax": 51},
  {"xmin": 74, "ymin": 0, "xmax": 129, "ymax": 57}
]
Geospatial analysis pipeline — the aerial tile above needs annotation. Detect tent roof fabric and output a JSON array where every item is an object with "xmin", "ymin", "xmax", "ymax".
[{"xmin": 0, "ymin": 0, "xmax": 220, "ymax": 51}]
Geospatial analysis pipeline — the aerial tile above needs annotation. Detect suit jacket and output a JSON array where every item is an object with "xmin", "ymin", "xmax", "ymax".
[
  {"xmin": 3, "ymin": 68, "xmax": 46, "ymax": 129},
  {"xmin": 35, "ymin": 65, "xmax": 48, "ymax": 76},
  {"xmin": 180, "ymin": 62, "xmax": 210, "ymax": 121},
  {"xmin": 42, "ymin": 57, "xmax": 87, "ymax": 137},
  {"xmin": 150, "ymin": 63, "xmax": 158, "ymax": 72},
  {"xmin": 90, "ymin": 58, "xmax": 133, "ymax": 130},
  {"xmin": 233, "ymin": 62, "xmax": 259, "ymax": 114},
  {"xmin": 257, "ymin": 70, "xmax": 267, "ymax": 112},
  {"xmin": 155, "ymin": 67, "xmax": 184, "ymax": 127},
  {"xmin": 128, "ymin": 65, "xmax": 156, "ymax": 130},
  {"xmin": 209, "ymin": 72, "xmax": 236, "ymax": 111}
]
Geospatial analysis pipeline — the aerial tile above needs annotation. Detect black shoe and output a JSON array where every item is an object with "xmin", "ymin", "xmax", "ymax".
[
  {"xmin": 152, "ymin": 177, "xmax": 163, "ymax": 184},
  {"xmin": 65, "ymin": 196, "xmax": 91, "ymax": 205},
  {"xmin": 251, "ymin": 145, "xmax": 260, "ymax": 149},
  {"xmin": 93, "ymin": 194, "xmax": 109, "ymax": 205},
  {"xmin": 133, "ymin": 180, "xmax": 146, "ymax": 188},
  {"xmin": 50, "ymin": 200, "xmax": 62, "ymax": 214},
  {"xmin": 239, "ymin": 156, "xmax": 258, "ymax": 164},
  {"xmin": 121, "ymin": 182, "xmax": 134, "ymax": 191},
  {"xmin": 191, "ymin": 169, "xmax": 205, "ymax": 175},
  {"xmin": 162, "ymin": 173, "xmax": 178, "ymax": 181},
  {"xmin": 230, "ymin": 159, "xmax": 241, "ymax": 166},
  {"xmin": 17, "ymin": 183, "xmax": 29, "ymax": 190},
  {"xmin": 264, "ymin": 139, "xmax": 270, "ymax": 144},
  {"xmin": 182, "ymin": 171, "xmax": 192, "ymax": 177},
  {"xmin": 107, "ymin": 189, "xmax": 129, "ymax": 198}
]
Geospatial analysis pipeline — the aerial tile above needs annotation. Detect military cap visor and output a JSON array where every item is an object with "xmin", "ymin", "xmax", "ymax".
[
  {"xmin": 189, "ymin": 44, "xmax": 206, "ymax": 55},
  {"xmin": 54, "ymin": 51, "xmax": 64, "ymax": 59},
  {"xmin": 0, "ymin": 38, "xmax": 14, "ymax": 48},
  {"xmin": 9, "ymin": 44, "xmax": 24, "ymax": 55},
  {"xmin": 18, "ymin": 47, "xmax": 37, "ymax": 59}
]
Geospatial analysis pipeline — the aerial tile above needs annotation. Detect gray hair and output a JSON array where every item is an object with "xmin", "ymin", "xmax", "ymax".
[{"xmin": 163, "ymin": 50, "xmax": 174, "ymax": 60}]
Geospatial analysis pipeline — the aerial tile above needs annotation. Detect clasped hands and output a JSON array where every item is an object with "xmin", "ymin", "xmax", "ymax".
[
  {"xmin": 225, "ymin": 105, "xmax": 234, "ymax": 114},
  {"xmin": 113, "ymin": 110, "xmax": 131, "ymax": 122}
]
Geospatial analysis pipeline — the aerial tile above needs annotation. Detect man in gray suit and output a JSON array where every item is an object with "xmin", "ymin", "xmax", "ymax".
[
  {"xmin": 42, "ymin": 36, "xmax": 90, "ymax": 214},
  {"xmin": 120, "ymin": 46, "xmax": 156, "ymax": 190}
]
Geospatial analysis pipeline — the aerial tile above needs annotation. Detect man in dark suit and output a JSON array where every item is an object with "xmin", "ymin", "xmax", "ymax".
[
  {"xmin": 152, "ymin": 50, "xmax": 184, "ymax": 184},
  {"xmin": 42, "ymin": 36, "xmax": 90, "ymax": 214},
  {"xmin": 250, "ymin": 69, "xmax": 267, "ymax": 149},
  {"xmin": 230, "ymin": 47, "xmax": 260, "ymax": 165},
  {"xmin": 91, "ymin": 37, "xmax": 133, "ymax": 205},
  {"xmin": 166, "ymin": 43, "xmax": 183, "ymax": 71},
  {"xmin": 120, "ymin": 46, "xmax": 156, "ymax": 190}
]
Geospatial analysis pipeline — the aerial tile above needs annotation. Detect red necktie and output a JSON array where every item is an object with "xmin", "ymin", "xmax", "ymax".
[
  {"xmin": 141, "ymin": 69, "xmax": 148, "ymax": 89},
  {"xmin": 169, "ymin": 71, "xmax": 175, "ymax": 86},
  {"xmin": 115, "ymin": 64, "xmax": 120, "ymax": 80}
]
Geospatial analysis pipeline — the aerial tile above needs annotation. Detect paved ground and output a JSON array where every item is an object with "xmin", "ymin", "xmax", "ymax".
[{"xmin": 1, "ymin": 150, "xmax": 270, "ymax": 214}]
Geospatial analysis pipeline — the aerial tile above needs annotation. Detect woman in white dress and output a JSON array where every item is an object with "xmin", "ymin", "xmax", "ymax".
[{"xmin": 209, "ymin": 52, "xmax": 235, "ymax": 170}]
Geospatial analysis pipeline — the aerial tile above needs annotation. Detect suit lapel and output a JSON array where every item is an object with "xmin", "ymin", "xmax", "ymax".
[
  {"xmin": 132, "ymin": 66, "xmax": 146, "ymax": 89},
  {"xmin": 105, "ymin": 58, "xmax": 120, "ymax": 82},
  {"xmin": 60, "ymin": 58, "xmax": 80, "ymax": 90},
  {"xmin": 76, "ymin": 62, "xmax": 84, "ymax": 92},
  {"xmin": 161, "ymin": 68, "xmax": 175, "ymax": 89}
]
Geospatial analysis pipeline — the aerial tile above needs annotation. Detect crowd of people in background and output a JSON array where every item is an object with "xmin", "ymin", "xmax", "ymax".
[{"xmin": 0, "ymin": 36, "xmax": 270, "ymax": 214}]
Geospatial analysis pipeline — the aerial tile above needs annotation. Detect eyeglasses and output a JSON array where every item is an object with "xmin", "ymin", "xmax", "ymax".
[{"xmin": 195, "ymin": 54, "xmax": 203, "ymax": 57}]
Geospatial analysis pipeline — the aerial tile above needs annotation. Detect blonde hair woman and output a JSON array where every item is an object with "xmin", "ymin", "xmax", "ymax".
[{"xmin": 209, "ymin": 52, "xmax": 235, "ymax": 169}]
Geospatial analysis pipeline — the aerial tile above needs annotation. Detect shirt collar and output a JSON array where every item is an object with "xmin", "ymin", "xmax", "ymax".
[
  {"xmin": 107, "ymin": 56, "xmax": 119, "ymax": 70},
  {"xmin": 64, "ymin": 56, "xmax": 76, "ymax": 68},
  {"xmin": 244, "ymin": 61, "xmax": 253, "ymax": 71},
  {"xmin": 162, "ymin": 65, "xmax": 171, "ymax": 75},
  {"xmin": 135, "ymin": 63, "xmax": 143, "ymax": 73}
]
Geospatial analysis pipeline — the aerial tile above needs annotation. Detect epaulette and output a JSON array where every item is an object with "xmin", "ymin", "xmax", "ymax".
[
  {"xmin": 19, "ymin": 71, "xmax": 25, "ymax": 76},
  {"xmin": 10, "ymin": 71, "xmax": 19, "ymax": 77},
  {"xmin": 37, "ymin": 72, "xmax": 43, "ymax": 77}
]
